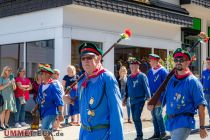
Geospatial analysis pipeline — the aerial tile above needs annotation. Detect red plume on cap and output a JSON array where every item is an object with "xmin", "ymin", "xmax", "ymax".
[
  {"xmin": 124, "ymin": 28, "xmax": 132, "ymax": 38},
  {"xmin": 198, "ymin": 32, "xmax": 209, "ymax": 43},
  {"xmin": 120, "ymin": 28, "xmax": 132, "ymax": 39}
]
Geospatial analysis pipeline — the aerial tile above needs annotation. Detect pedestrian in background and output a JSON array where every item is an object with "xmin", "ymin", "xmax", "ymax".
[
  {"xmin": 0, "ymin": 66, "xmax": 17, "ymax": 130},
  {"xmin": 118, "ymin": 66, "xmax": 131, "ymax": 123},
  {"xmin": 52, "ymin": 69, "xmax": 65, "ymax": 130},
  {"xmin": 147, "ymin": 54, "xmax": 168, "ymax": 139},
  {"xmin": 123, "ymin": 58, "xmax": 151, "ymax": 140},
  {"xmin": 62, "ymin": 65, "xmax": 79, "ymax": 125},
  {"xmin": 201, "ymin": 56, "xmax": 210, "ymax": 126},
  {"xmin": 31, "ymin": 71, "xmax": 42, "ymax": 103},
  {"xmin": 14, "ymin": 67, "xmax": 32, "ymax": 128}
]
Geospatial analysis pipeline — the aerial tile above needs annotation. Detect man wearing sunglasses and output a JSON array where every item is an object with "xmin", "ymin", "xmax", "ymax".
[
  {"xmin": 78, "ymin": 43, "xmax": 123, "ymax": 140},
  {"xmin": 148, "ymin": 48, "xmax": 208, "ymax": 140}
]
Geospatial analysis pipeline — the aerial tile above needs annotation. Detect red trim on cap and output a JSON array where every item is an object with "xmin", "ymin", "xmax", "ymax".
[
  {"xmin": 81, "ymin": 48, "xmax": 100, "ymax": 55},
  {"xmin": 149, "ymin": 56, "xmax": 160, "ymax": 60},
  {"xmin": 174, "ymin": 53, "xmax": 189, "ymax": 60}
]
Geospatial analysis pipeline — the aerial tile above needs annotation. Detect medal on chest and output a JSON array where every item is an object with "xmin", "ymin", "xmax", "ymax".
[
  {"xmin": 87, "ymin": 97, "xmax": 95, "ymax": 117},
  {"xmin": 89, "ymin": 97, "xmax": 94, "ymax": 105},
  {"xmin": 88, "ymin": 110, "xmax": 95, "ymax": 116}
]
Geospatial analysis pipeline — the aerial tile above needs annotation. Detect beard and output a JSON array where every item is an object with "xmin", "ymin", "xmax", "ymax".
[{"xmin": 175, "ymin": 64, "xmax": 183, "ymax": 71}]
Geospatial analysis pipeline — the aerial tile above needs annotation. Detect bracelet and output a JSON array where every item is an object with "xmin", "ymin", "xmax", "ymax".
[
  {"xmin": 200, "ymin": 126, "xmax": 205, "ymax": 130},
  {"xmin": 58, "ymin": 111, "xmax": 62, "ymax": 115}
]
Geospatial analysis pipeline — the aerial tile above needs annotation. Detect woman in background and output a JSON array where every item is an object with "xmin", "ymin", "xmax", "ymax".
[
  {"xmin": 0, "ymin": 66, "xmax": 17, "ymax": 130},
  {"xmin": 62, "ymin": 65, "xmax": 79, "ymax": 125},
  {"xmin": 14, "ymin": 68, "xmax": 32, "ymax": 128},
  {"xmin": 118, "ymin": 66, "xmax": 131, "ymax": 123},
  {"xmin": 31, "ymin": 72, "xmax": 42, "ymax": 103}
]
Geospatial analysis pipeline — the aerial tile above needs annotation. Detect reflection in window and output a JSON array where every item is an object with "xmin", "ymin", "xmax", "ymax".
[
  {"xmin": 181, "ymin": 28, "xmax": 201, "ymax": 76},
  {"xmin": 114, "ymin": 45, "xmax": 152, "ymax": 76},
  {"xmin": 0, "ymin": 43, "xmax": 24, "ymax": 77},
  {"xmin": 154, "ymin": 48, "xmax": 167, "ymax": 60},
  {"xmin": 26, "ymin": 40, "xmax": 54, "ymax": 78}
]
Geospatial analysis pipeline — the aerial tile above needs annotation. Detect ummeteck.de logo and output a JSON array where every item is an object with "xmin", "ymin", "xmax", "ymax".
[{"xmin": 3, "ymin": 130, "xmax": 64, "ymax": 137}]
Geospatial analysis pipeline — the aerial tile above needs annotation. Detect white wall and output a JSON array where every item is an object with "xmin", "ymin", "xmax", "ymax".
[
  {"xmin": 0, "ymin": 5, "xmax": 182, "ymax": 75},
  {"xmin": 0, "ymin": 7, "xmax": 70, "ymax": 80},
  {"xmin": 63, "ymin": 5, "xmax": 182, "ymax": 72},
  {"xmin": 0, "ymin": 8, "xmax": 63, "ymax": 44}
]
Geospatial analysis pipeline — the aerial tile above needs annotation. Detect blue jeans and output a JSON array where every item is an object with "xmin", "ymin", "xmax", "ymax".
[
  {"xmin": 126, "ymin": 98, "xmax": 131, "ymax": 119},
  {"xmin": 41, "ymin": 115, "xmax": 57, "ymax": 132},
  {"xmin": 14, "ymin": 97, "xmax": 26, "ymax": 123},
  {"xmin": 121, "ymin": 90, "xmax": 131, "ymax": 119},
  {"xmin": 131, "ymin": 101, "xmax": 145, "ymax": 138},
  {"xmin": 204, "ymin": 94, "xmax": 210, "ymax": 119},
  {"xmin": 151, "ymin": 106, "xmax": 166, "ymax": 136},
  {"xmin": 170, "ymin": 128, "xmax": 191, "ymax": 140}
]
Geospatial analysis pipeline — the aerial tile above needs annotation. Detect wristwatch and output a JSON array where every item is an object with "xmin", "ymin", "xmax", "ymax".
[
  {"xmin": 58, "ymin": 111, "xmax": 62, "ymax": 115},
  {"xmin": 200, "ymin": 126, "xmax": 205, "ymax": 130}
]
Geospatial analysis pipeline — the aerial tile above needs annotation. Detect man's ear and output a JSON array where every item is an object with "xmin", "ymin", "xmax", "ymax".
[
  {"xmin": 187, "ymin": 60, "xmax": 191, "ymax": 65},
  {"xmin": 96, "ymin": 55, "xmax": 102, "ymax": 63}
]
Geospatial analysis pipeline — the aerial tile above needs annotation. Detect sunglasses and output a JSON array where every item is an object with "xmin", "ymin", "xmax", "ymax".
[
  {"xmin": 174, "ymin": 58, "xmax": 187, "ymax": 63},
  {"xmin": 81, "ymin": 56, "xmax": 94, "ymax": 61}
]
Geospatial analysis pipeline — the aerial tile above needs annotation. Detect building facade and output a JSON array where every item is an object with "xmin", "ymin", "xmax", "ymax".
[
  {"xmin": 181, "ymin": 0, "xmax": 210, "ymax": 75},
  {"xmin": 0, "ymin": 0, "xmax": 201, "ymax": 79}
]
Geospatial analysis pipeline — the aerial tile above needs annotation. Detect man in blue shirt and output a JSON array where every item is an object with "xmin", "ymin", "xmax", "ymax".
[
  {"xmin": 148, "ymin": 48, "xmax": 208, "ymax": 140},
  {"xmin": 123, "ymin": 58, "xmax": 151, "ymax": 140},
  {"xmin": 201, "ymin": 57, "xmax": 210, "ymax": 126},
  {"xmin": 78, "ymin": 43, "xmax": 123, "ymax": 140},
  {"xmin": 147, "ymin": 54, "xmax": 168, "ymax": 139},
  {"xmin": 36, "ymin": 65, "xmax": 64, "ymax": 140}
]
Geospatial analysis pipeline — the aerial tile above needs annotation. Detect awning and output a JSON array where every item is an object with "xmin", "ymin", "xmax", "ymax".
[
  {"xmin": 181, "ymin": 0, "xmax": 210, "ymax": 8},
  {"xmin": 73, "ymin": 0, "xmax": 193, "ymax": 27},
  {"xmin": 0, "ymin": 0, "xmax": 193, "ymax": 27}
]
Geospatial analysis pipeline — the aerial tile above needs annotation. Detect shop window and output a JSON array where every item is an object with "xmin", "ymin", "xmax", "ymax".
[
  {"xmin": 154, "ymin": 48, "xmax": 167, "ymax": 60},
  {"xmin": 181, "ymin": 28, "xmax": 201, "ymax": 76},
  {"xmin": 26, "ymin": 40, "xmax": 54, "ymax": 79},
  {"xmin": 114, "ymin": 45, "xmax": 152, "ymax": 76},
  {"xmin": 0, "ymin": 43, "xmax": 24, "ymax": 76}
]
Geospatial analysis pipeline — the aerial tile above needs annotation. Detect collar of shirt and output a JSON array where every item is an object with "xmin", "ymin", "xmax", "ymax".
[
  {"xmin": 43, "ymin": 78, "xmax": 53, "ymax": 85},
  {"xmin": 174, "ymin": 69, "xmax": 192, "ymax": 80},
  {"xmin": 152, "ymin": 64, "xmax": 163, "ymax": 75},
  {"xmin": 82, "ymin": 67, "xmax": 106, "ymax": 88},
  {"xmin": 131, "ymin": 71, "xmax": 140, "ymax": 78}
]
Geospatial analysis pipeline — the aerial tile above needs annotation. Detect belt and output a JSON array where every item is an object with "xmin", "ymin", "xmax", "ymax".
[
  {"xmin": 167, "ymin": 113, "xmax": 194, "ymax": 119},
  {"xmin": 130, "ymin": 96, "xmax": 145, "ymax": 100},
  {"xmin": 81, "ymin": 124, "xmax": 110, "ymax": 131}
]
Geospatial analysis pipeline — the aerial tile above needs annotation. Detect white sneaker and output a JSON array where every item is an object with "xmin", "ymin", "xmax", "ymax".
[
  {"xmin": 20, "ymin": 122, "xmax": 28, "ymax": 127},
  {"xmin": 15, "ymin": 123, "xmax": 22, "ymax": 128}
]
